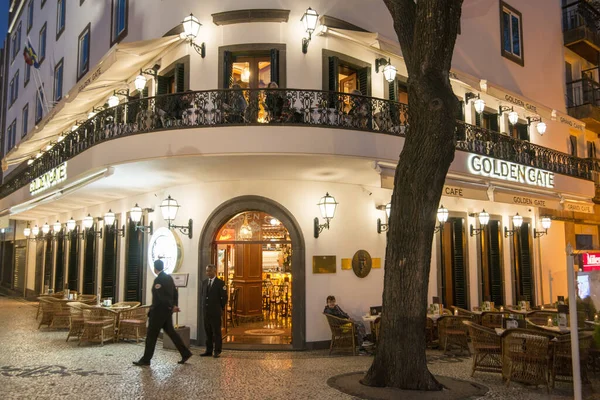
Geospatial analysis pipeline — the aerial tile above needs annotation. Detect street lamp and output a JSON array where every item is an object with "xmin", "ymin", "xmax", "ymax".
[
  {"xmin": 301, "ymin": 7, "xmax": 319, "ymax": 54},
  {"xmin": 469, "ymin": 209, "xmax": 490, "ymax": 236},
  {"xmin": 182, "ymin": 13, "xmax": 206, "ymax": 58},
  {"xmin": 504, "ymin": 213, "xmax": 523, "ymax": 237},
  {"xmin": 465, "ymin": 92, "xmax": 485, "ymax": 114},
  {"xmin": 314, "ymin": 192, "xmax": 338, "ymax": 238},
  {"xmin": 130, "ymin": 203, "xmax": 154, "ymax": 234},
  {"xmin": 499, "ymin": 105, "xmax": 519, "ymax": 125},
  {"xmin": 527, "ymin": 116, "xmax": 547, "ymax": 135},
  {"xmin": 104, "ymin": 209, "xmax": 125, "ymax": 237},
  {"xmin": 534, "ymin": 216, "xmax": 552, "ymax": 238},
  {"xmin": 377, "ymin": 202, "xmax": 391, "ymax": 234},
  {"xmin": 434, "ymin": 205, "xmax": 449, "ymax": 233},
  {"xmin": 161, "ymin": 195, "xmax": 193, "ymax": 239}
]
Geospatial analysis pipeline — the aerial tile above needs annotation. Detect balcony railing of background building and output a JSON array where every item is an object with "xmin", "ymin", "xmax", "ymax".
[
  {"xmin": 566, "ymin": 75, "xmax": 600, "ymax": 108},
  {"xmin": 0, "ymin": 89, "xmax": 593, "ymax": 199},
  {"xmin": 563, "ymin": 0, "xmax": 600, "ymax": 56}
]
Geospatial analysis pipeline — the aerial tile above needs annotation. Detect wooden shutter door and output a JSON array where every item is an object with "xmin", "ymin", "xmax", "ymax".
[
  {"xmin": 35, "ymin": 240, "xmax": 44, "ymax": 294},
  {"xmin": 174, "ymin": 63, "xmax": 185, "ymax": 93},
  {"xmin": 451, "ymin": 218, "xmax": 467, "ymax": 309},
  {"xmin": 388, "ymin": 80, "xmax": 397, "ymax": 101},
  {"xmin": 328, "ymin": 56, "xmax": 339, "ymax": 92},
  {"xmin": 67, "ymin": 230, "xmax": 79, "ymax": 292},
  {"xmin": 223, "ymin": 50, "xmax": 232, "ymax": 88},
  {"xmin": 83, "ymin": 228, "xmax": 96, "ymax": 295},
  {"xmin": 54, "ymin": 233, "xmax": 65, "ymax": 292},
  {"xmin": 487, "ymin": 220, "xmax": 504, "ymax": 305},
  {"xmin": 357, "ymin": 66, "xmax": 370, "ymax": 96},
  {"xmin": 518, "ymin": 223, "xmax": 534, "ymax": 305},
  {"xmin": 13, "ymin": 245, "xmax": 26, "ymax": 293},
  {"xmin": 270, "ymin": 49, "xmax": 279, "ymax": 85},
  {"xmin": 102, "ymin": 224, "xmax": 118, "ymax": 300},
  {"xmin": 518, "ymin": 124, "xmax": 529, "ymax": 141},
  {"xmin": 43, "ymin": 237, "xmax": 53, "ymax": 290},
  {"xmin": 156, "ymin": 76, "xmax": 169, "ymax": 95},
  {"xmin": 489, "ymin": 114, "xmax": 499, "ymax": 132},
  {"xmin": 125, "ymin": 220, "xmax": 144, "ymax": 302}
]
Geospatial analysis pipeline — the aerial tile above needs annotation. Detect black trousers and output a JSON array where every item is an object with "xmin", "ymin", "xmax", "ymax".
[
  {"xmin": 141, "ymin": 310, "xmax": 190, "ymax": 362},
  {"xmin": 204, "ymin": 313, "xmax": 222, "ymax": 354}
]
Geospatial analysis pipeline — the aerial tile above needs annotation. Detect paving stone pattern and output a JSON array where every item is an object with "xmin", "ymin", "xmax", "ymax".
[{"xmin": 0, "ymin": 296, "xmax": 594, "ymax": 399}]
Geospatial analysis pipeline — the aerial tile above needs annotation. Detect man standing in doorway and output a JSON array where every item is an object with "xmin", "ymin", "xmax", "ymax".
[
  {"xmin": 200, "ymin": 264, "xmax": 227, "ymax": 358},
  {"xmin": 133, "ymin": 259, "xmax": 192, "ymax": 366}
]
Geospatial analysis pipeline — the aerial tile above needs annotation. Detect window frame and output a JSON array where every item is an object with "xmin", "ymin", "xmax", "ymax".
[
  {"xmin": 7, "ymin": 119, "xmax": 17, "ymax": 153},
  {"xmin": 24, "ymin": 63, "xmax": 31, "ymax": 87},
  {"xmin": 22, "ymin": 104, "xmax": 29, "ymax": 138},
  {"xmin": 11, "ymin": 22, "xmax": 22, "ymax": 62},
  {"xmin": 54, "ymin": 58, "xmax": 64, "ymax": 102},
  {"xmin": 41, "ymin": 0, "xmax": 47, "ymax": 8},
  {"xmin": 39, "ymin": 23, "xmax": 47, "ymax": 66},
  {"xmin": 35, "ymin": 86, "xmax": 45, "ymax": 124},
  {"xmin": 9, "ymin": 70, "xmax": 20, "ymax": 107},
  {"xmin": 27, "ymin": 0, "xmax": 34, "ymax": 33},
  {"xmin": 56, "ymin": 0, "xmax": 66, "ymax": 40},
  {"xmin": 77, "ymin": 23, "xmax": 91, "ymax": 81},
  {"xmin": 110, "ymin": 0, "xmax": 129, "ymax": 46},
  {"xmin": 570, "ymin": 135, "xmax": 578, "ymax": 157},
  {"xmin": 499, "ymin": 1, "xmax": 524, "ymax": 66}
]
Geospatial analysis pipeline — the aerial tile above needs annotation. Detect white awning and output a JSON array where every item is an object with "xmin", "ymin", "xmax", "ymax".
[{"xmin": 2, "ymin": 35, "xmax": 183, "ymax": 169}]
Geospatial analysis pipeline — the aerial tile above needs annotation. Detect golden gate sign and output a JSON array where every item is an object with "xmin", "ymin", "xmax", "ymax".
[{"xmin": 30, "ymin": 162, "xmax": 67, "ymax": 195}]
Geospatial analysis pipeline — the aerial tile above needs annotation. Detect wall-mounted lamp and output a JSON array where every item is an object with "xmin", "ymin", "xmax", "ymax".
[
  {"xmin": 527, "ymin": 116, "xmax": 547, "ymax": 135},
  {"xmin": 107, "ymin": 89, "xmax": 130, "ymax": 108},
  {"xmin": 376, "ymin": 202, "xmax": 391, "ymax": 234},
  {"xmin": 465, "ymin": 92, "xmax": 486, "ymax": 114},
  {"xmin": 301, "ymin": 7, "xmax": 319, "ymax": 54},
  {"xmin": 88, "ymin": 106, "xmax": 106, "ymax": 119},
  {"xmin": 469, "ymin": 209, "xmax": 490, "ymax": 236},
  {"xmin": 103, "ymin": 209, "xmax": 125, "ymax": 238},
  {"xmin": 41, "ymin": 222, "xmax": 50, "ymax": 235},
  {"xmin": 130, "ymin": 203, "xmax": 154, "ymax": 235},
  {"xmin": 182, "ymin": 13, "xmax": 206, "ymax": 58},
  {"xmin": 534, "ymin": 216, "xmax": 552, "ymax": 238},
  {"xmin": 314, "ymin": 192, "xmax": 337, "ymax": 238},
  {"xmin": 161, "ymin": 195, "xmax": 193, "ymax": 239},
  {"xmin": 66, "ymin": 217, "xmax": 77, "ymax": 233},
  {"xmin": 375, "ymin": 58, "xmax": 397, "ymax": 83},
  {"xmin": 134, "ymin": 65, "xmax": 160, "ymax": 92},
  {"xmin": 53, "ymin": 220, "xmax": 62, "ymax": 233},
  {"xmin": 504, "ymin": 213, "xmax": 523, "ymax": 237},
  {"xmin": 499, "ymin": 105, "xmax": 519, "ymax": 125},
  {"xmin": 434, "ymin": 205, "xmax": 449, "ymax": 234},
  {"xmin": 24, "ymin": 223, "xmax": 45, "ymax": 241},
  {"xmin": 82, "ymin": 214, "xmax": 103, "ymax": 238}
]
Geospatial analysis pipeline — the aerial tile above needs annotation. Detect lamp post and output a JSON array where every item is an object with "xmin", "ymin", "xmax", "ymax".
[
  {"xmin": 314, "ymin": 192, "xmax": 338, "ymax": 238},
  {"xmin": 182, "ymin": 13, "xmax": 206, "ymax": 58},
  {"xmin": 301, "ymin": 7, "xmax": 319, "ymax": 54},
  {"xmin": 161, "ymin": 195, "xmax": 193, "ymax": 239}
]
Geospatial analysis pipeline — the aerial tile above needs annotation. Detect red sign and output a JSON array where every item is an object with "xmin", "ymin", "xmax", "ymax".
[{"xmin": 582, "ymin": 253, "xmax": 600, "ymax": 271}]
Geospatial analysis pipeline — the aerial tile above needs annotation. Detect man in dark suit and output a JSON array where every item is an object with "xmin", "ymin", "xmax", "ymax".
[
  {"xmin": 200, "ymin": 264, "xmax": 227, "ymax": 358},
  {"xmin": 133, "ymin": 259, "xmax": 192, "ymax": 366}
]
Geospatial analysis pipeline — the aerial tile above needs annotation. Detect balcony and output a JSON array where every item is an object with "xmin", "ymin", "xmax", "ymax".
[
  {"xmin": 0, "ymin": 89, "xmax": 593, "ymax": 200},
  {"xmin": 563, "ymin": 1, "xmax": 600, "ymax": 63},
  {"xmin": 566, "ymin": 75, "xmax": 600, "ymax": 133}
]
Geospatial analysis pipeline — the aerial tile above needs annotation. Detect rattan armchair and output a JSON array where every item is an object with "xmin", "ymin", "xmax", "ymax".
[
  {"xmin": 118, "ymin": 305, "xmax": 150, "ymax": 343},
  {"xmin": 79, "ymin": 308, "xmax": 116, "ymax": 346},
  {"xmin": 324, "ymin": 313, "xmax": 357, "ymax": 356},
  {"xmin": 37, "ymin": 297, "xmax": 56, "ymax": 329},
  {"xmin": 463, "ymin": 320, "xmax": 502, "ymax": 376},
  {"xmin": 65, "ymin": 302, "xmax": 87, "ymax": 342},
  {"xmin": 112, "ymin": 302, "xmax": 141, "ymax": 308},
  {"xmin": 438, "ymin": 316, "xmax": 471, "ymax": 355},
  {"xmin": 452, "ymin": 306, "xmax": 474, "ymax": 318},
  {"xmin": 551, "ymin": 332, "xmax": 593, "ymax": 388},
  {"xmin": 50, "ymin": 300, "xmax": 72, "ymax": 329},
  {"xmin": 527, "ymin": 311, "xmax": 558, "ymax": 326},
  {"xmin": 77, "ymin": 295, "xmax": 98, "ymax": 305},
  {"xmin": 481, "ymin": 311, "xmax": 510, "ymax": 329},
  {"xmin": 501, "ymin": 329, "xmax": 553, "ymax": 392}
]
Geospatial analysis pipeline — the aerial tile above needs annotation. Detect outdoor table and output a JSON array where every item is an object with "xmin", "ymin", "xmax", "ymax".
[
  {"xmin": 362, "ymin": 314, "xmax": 380, "ymax": 334},
  {"xmin": 426, "ymin": 314, "xmax": 443, "ymax": 322},
  {"xmin": 585, "ymin": 320, "xmax": 600, "ymax": 327}
]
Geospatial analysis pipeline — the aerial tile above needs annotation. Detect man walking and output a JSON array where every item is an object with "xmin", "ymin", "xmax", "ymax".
[
  {"xmin": 200, "ymin": 264, "xmax": 227, "ymax": 358},
  {"xmin": 133, "ymin": 259, "xmax": 192, "ymax": 366}
]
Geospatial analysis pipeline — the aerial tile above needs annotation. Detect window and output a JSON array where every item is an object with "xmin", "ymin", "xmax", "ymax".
[
  {"xmin": 54, "ymin": 58, "xmax": 64, "ymax": 102},
  {"xmin": 22, "ymin": 104, "xmax": 29, "ymax": 137},
  {"xmin": 41, "ymin": 0, "xmax": 46, "ymax": 7},
  {"xmin": 570, "ymin": 135, "xmax": 578, "ymax": 157},
  {"xmin": 27, "ymin": 1, "xmax": 34, "ymax": 33},
  {"xmin": 39, "ymin": 23, "xmax": 47, "ymax": 65},
  {"xmin": 500, "ymin": 1, "xmax": 524, "ymax": 66},
  {"xmin": 11, "ymin": 22, "xmax": 22, "ymax": 62},
  {"xmin": 35, "ymin": 86, "xmax": 45, "ymax": 123},
  {"xmin": 111, "ymin": 0, "xmax": 128, "ymax": 45},
  {"xmin": 387, "ymin": 78, "xmax": 408, "ymax": 103},
  {"xmin": 25, "ymin": 63, "xmax": 31, "ymax": 87},
  {"xmin": 588, "ymin": 141, "xmax": 597, "ymax": 159},
  {"xmin": 6, "ymin": 120, "xmax": 17, "ymax": 152},
  {"xmin": 510, "ymin": 122, "xmax": 529, "ymax": 141},
  {"xmin": 56, "ymin": 0, "xmax": 66, "ymax": 40},
  {"xmin": 323, "ymin": 52, "xmax": 371, "ymax": 96},
  {"xmin": 476, "ymin": 111, "xmax": 499, "ymax": 131},
  {"xmin": 9, "ymin": 70, "xmax": 19, "ymax": 106},
  {"xmin": 77, "ymin": 24, "xmax": 91, "ymax": 80}
]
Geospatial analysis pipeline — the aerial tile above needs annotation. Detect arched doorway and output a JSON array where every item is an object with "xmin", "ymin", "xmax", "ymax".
[{"xmin": 198, "ymin": 196, "xmax": 305, "ymax": 350}]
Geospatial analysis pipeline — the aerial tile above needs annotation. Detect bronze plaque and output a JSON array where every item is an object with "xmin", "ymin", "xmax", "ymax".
[
  {"xmin": 341, "ymin": 258, "xmax": 352, "ymax": 270},
  {"xmin": 312, "ymin": 255, "xmax": 336, "ymax": 273},
  {"xmin": 352, "ymin": 250, "xmax": 372, "ymax": 278}
]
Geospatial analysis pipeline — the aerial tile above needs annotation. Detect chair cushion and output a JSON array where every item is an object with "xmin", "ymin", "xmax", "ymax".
[{"xmin": 120, "ymin": 319, "xmax": 145, "ymax": 325}]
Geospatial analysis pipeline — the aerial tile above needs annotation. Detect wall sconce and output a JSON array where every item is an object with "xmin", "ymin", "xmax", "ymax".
[
  {"xmin": 465, "ymin": 92, "xmax": 486, "ymax": 114},
  {"xmin": 182, "ymin": 13, "xmax": 206, "ymax": 58},
  {"xmin": 376, "ymin": 202, "xmax": 391, "ymax": 234},
  {"xmin": 314, "ymin": 192, "xmax": 338, "ymax": 238},
  {"xmin": 103, "ymin": 209, "xmax": 125, "ymax": 238},
  {"xmin": 134, "ymin": 65, "xmax": 160, "ymax": 92},
  {"xmin": 469, "ymin": 209, "xmax": 490, "ymax": 236},
  {"xmin": 534, "ymin": 216, "xmax": 552, "ymax": 238},
  {"xmin": 23, "ymin": 223, "xmax": 31, "ymax": 238},
  {"xmin": 66, "ymin": 217, "xmax": 77, "ymax": 233},
  {"xmin": 161, "ymin": 195, "xmax": 193, "ymax": 239},
  {"xmin": 527, "ymin": 116, "xmax": 547, "ymax": 135},
  {"xmin": 499, "ymin": 105, "xmax": 519, "ymax": 125},
  {"xmin": 107, "ymin": 89, "xmax": 130, "ymax": 108},
  {"xmin": 52, "ymin": 220, "xmax": 62, "ymax": 234},
  {"xmin": 24, "ymin": 224, "xmax": 45, "ymax": 241},
  {"xmin": 301, "ymin": 7, "xmax": 319, "ymax": 54},
  {"xmin": 375, "ymin": 58, "xmax": 397, "ymax": 83},
  {"xmin": 504, "ymin": 213, "xmax": 523, "ymax": 237},
  {"xmin": 130, "ymin": 203, "xmax": 154, "ymax": 234},
  {"xmin": 41, "ymin": 222, "xmax": 50, "ymax": 235},
  {"xmin": 434, "ymin": 205, "xmax": 449, "ymax": 233},
  {"xmin": 88, "ymin": 106, "xmax": 106, "ymax": 119},
  {"xmin": 82, "ymin": 214, "xmax": 102, "ymax": 238}
]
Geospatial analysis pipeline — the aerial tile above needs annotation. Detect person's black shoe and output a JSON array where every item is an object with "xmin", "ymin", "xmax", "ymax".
[
  {"xmin": 178, "ymin": 353, "xmax": 192, "ymax": 364},
  {"xmin": 133, "ymin": 360, "xmax": 150, "ymax": 366},
  {"xmin": 213, "ymin": 352, "xmax": 221, "ymax": 358},
  {"xmin": 200, "ymin": 352, "xmax": 212, "ymax": 357}
]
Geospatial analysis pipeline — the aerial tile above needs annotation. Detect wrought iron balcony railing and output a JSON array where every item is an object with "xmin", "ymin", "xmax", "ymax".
[
  {"xmin": 0, "ymin": 89, "xmax": 593, "ymax": 199},
  {"xmin": 566, "ymin": 77, "xmax": 600, "ymax": 108},
  {"xmin": 563, "ymin": 0, "xmax": 600, "ymax": 43}
]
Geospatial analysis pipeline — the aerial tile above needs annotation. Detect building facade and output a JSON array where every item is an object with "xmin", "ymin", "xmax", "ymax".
[{"xmin": 0, "ymin": 0, "xmax": 595, "ymax": 348}]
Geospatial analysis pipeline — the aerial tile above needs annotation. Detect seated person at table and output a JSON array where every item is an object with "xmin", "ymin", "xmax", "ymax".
[
  {"xmin": 323, "ymin": 295, "xmax": 367, "ymax": 347},
  {"xmin": 223, "ymin": 83, "xmax": 248, "ymax": 123},
  {"xmin": 348, "ymin": 89, "xmax": 368, "ymax": 128},
  {"xmin": 264, "ymin": 82, "xmax": 285, "ymax": 122}
]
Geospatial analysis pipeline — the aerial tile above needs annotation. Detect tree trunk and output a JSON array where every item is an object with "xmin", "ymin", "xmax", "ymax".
[{"xmin": 362, "ymin": 0, "xmax": 463, "ymax": 390}]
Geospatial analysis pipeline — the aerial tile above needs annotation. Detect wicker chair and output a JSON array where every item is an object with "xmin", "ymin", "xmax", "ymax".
[
  {"xmin": 501, "ymin": 329, "xmax": 553, "ymax": 392},
  {"xmin": 37, "ymin": 298, "xmax": 56, "ymax": 329},
  {"xmin": 112, "ymin": 302, "xmax": 141, "ymax": 308},
  {"xmin": 463, "ymin": 320, "xmax": 502, "ymax": 376},
  {"xmin": 551, "ymin": 332, "xmax": 593, "ymax": 388},
  {"xmin": 481, "ymin": 312, "xmax": 510, "ymax": 329},
  {"xmin": 77, "ymin": 295, "xmax": 98, "ymax": 305},
  {"xmin": 118, "ymin": 305, "xmax": 150, "ymax": 343},
  {"xmin": 50, "ymin": 301, "xmax": 72, "ymax": 329},
  {"xmin": 438, "ymin": 316, "xmax": 471, "ymax": 355},
  {"xmin": 65, "ymin": 302, "xmax": 87, "ymax": 342},
  {"xmin": 452, "ymin": 306, "xmax": 474, "ymax": 318},
  {"xmin": 426, "ymin": 317, "xmax": 436, "ymax": 348},
  {"xmin": 442, "ymin": 308, "xmax": 452, "ymax": 316},
  {"xmin": 79, "ymin": 308, "xmax": 116, "ymax": 346},
  {"xmin": 527, "ymin": 311, "xmax": 558, "ymax": 326},
  {"xmin": 324, "ymin": 313, "xmax": 357, "ymax": 355}
]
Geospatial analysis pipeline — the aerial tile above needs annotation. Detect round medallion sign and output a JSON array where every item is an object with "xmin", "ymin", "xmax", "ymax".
[
  {"xmin": 352, "ymin": 249, "xmax": 372, "ymax": 278},
  {"xmin": 148, "ymin": 227, "xmax": 183, "ymax": 275}
]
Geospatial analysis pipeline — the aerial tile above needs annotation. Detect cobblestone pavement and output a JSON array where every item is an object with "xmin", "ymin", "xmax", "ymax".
[{"xmin": 0, "ymin": 296, "xmax": 595, "ymax": 400}]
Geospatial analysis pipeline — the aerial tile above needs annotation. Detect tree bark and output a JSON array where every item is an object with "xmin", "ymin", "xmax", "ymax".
[{"xmin": 361, "ymin": 0, "xmax": 463, "ymax": 391}]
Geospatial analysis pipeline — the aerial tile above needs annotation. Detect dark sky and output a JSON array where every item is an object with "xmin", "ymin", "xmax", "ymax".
[{"xmin": 0, "ymin": 0, "xmax": 9, "ymax": 49}]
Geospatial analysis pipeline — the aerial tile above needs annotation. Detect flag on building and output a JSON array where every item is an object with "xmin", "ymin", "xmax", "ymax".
[{"xmin": 23, "ymin": 41, "xmax": 40, "ymax": 69}]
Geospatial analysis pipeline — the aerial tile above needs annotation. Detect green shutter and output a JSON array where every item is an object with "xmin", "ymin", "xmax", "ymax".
[
  {"xmin": 125, "ymin": 220, "xmax": 144, "ymax": 302},
  {"xmin": 101, "ymin": 222, "xmax": 117, "ymax": 300},
  {"xmin": 475, "ymin": 111, "xmax": 482, "ymax": 127},
  {"xmin": 487, "ymin": 220, "xmax": 504, "ymax": 306},
  {"xmin": 35, "ymin": 240, "xmax": 44, "ymax": 294},
  {"xmin": 82, "ymin": 226, "xmax": 96, "ymax": 295},
  {"xmin": 270, "ymin": 49, "xmax": 279, "ymax": 86},
  {"xmin": 67, "ymin": 230, "xmax": 79, "ymax": 292},
  {"xmin": 156, "ymin": 76, "xmax": 169, "ymax": 95},
  {"xmin": 328, "ymin": 56, "xmax": 339, "ymax": 92},
  {"xmin": 2, "ymin": 242, "xmax": 13, "ymax": 289},
  {"xmin": 357, "ymin": 66, "xmax": 370, "ymax": 96},
  {"xmin": 223, "ymin": 50, "xmax": 232, "ymax": 88},
  {"xmin": 43, "ymin": 236, "xmax": 53, "ymax": 290},
  {"xmin": 517, "ymin": 223, "xmax": 534, "ymax": 305},
  {"xmin": 518, "ymin": 124, "xmax": 529, "ymax": 141},
  {"xmin": 174, "ymin": 63, "xmax": 185, "ymax": 93},
  {"xmin": 489, "ymin": 113, "xmax": 499, "ymax": 132},
  {"xmin": 388, "ymin": 79, "xmax": 397, "ymax": 101},
  {"xmin": 451, "ymin": 218, "xmax": 467, "ymax": 309},
  {"xmin": 54, "ymin": 233, "xmax": 65, "ymax": 292}
]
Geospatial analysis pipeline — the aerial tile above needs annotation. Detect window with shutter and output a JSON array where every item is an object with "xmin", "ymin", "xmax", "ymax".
[
  {"xmin": 328, "ymin": 56, "xmax": 339, "ymax": 92},
  {"xmin": 270, "ymin": 49, "xmax": 279, "ymax": 85},
  {"xmin": 223, "ymin": 50, "xmax": 232, "ymax": 88},
  {"xmin": 388, "ymin": 80, "xmax": 397, "ymax": 101},
  {"xmin": 513, "ymin": 222, "xmax": 534, "ymax": 305},
  {"xmin": 83, "ymin": 228, "xmax": 96, "ymax": 295},
  {"xmin": 102, "ymin": 223, "xmax": 118, "ymax": 300},
  {"xmin": 67, "ymin": 230, "xmax": 79, "ymax": 292},
  {"xmin": 475, "ymin": 111, "xmax": 482, "ymax": 127},
  {"xmin": 2, "ymin": 242, "xmax": 13, "ymax": 289},
  {"xmin": 125, "ymin": 220, "xmax": 144, "ymax": 301},
  {"xmin": 54, "ymin": 233, "xmax": 65, "ymax": 292},
  {"xmin": 357, "ymin": 67, "xmax": 370, "ymax": 96},
  {"xmin": 451, "ymin": 218, "xmax": 468, "ymax": 309},
  {"xmin": 481, "ymin": 220, "xmax": 504, "ymax": 305},
  {"xmin": 570, "ymin": 135, "xmax": 578, "ymax": 157},
  {"xmin": 156, "ymin": 76, "xmax": 169, "ymax": 95},
  {"xmin": 43, "ymin": 236, "xmax": 53, "ymax": 290},
  {"xmin": 174, "ymin": 63, "xmax": 185, "ymax": 93},
  {"xmin": 35, "ymin": 240, "xmax": 44, "ymax": 294},
  {"xmin": 516, "ymin": 123, "xmax": 529, "ymax": 141}
]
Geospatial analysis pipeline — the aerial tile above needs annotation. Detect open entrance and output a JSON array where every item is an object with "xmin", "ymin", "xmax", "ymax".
[{"xmin": 213, "ymin": 211, "xmax": 292, "ymax": 345}]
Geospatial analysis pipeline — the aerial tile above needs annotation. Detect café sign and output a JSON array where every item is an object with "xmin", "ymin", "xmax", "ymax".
[
  {"xmin": 30, "ymin": 162, "xmax": 67, "ymax": 195},
  {"xmin": 582, "ymin": 253, "xmax": 600, "ymax": 272},
  {"xmin": 468, "ymin": 155, "xmax": 554, "ymax": 189},
  {"xmin": 563, "ymin": 201, "xmax": 594, "ymax": 214}
]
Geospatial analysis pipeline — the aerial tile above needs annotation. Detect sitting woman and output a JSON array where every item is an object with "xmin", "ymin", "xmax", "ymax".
[
  {"xmin": 264, "ymin": 82, "xmax": 286, "ymax": 122},
  {"xmin": 323, "ymin": 295, "xmax": 367, "ymax": 348},
  {"xmin": 348, "ymin": 89, "xmax": 369, "ymax": 128}
]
